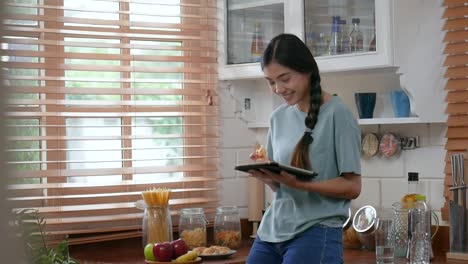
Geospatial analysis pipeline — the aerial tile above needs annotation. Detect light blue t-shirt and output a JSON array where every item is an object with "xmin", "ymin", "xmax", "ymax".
[{"xmin": 257, "ymin": 96, "xmax": 361, "ymax": 243}]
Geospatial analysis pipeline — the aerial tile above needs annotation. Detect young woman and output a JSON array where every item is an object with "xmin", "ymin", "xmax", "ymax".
[{"xmin": 246, "ymin": 34, "xmax": 362, "ymax": 264}]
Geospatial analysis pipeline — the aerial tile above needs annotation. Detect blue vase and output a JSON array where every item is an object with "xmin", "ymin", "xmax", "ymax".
[
  {"xmin": 355, "ymin": 93, "xmax": 376, "ymax": 119},
  {"xmin": 391, "ymin": 90, "xmax": 410, "ymax": 118}
]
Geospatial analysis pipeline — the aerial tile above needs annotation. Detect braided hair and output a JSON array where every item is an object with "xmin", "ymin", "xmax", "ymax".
[{"xmin": 261, "ymin": 34, "xmax": 322, "ymax": 170}]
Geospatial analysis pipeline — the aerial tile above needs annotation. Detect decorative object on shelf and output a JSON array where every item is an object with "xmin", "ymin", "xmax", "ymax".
[
  {"xmin": 354, "ymin": 92, "xmax": 376, "ymax": 119},
  {"xmin": 401, "ymin": 136, "xmax": 420, "ymax": 150},
  {"xmin": 391, "ymin": 90, "xmax": 410, "ymax": 118},
  {"xmin": 379, "ymin": 132, "xmax": 401, "ymax": 157},
  {"xmin": 361, "ymin": 133, "xmax": 379, "ymax": 157}
]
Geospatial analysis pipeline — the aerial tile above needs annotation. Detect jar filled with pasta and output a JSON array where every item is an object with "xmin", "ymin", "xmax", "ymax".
[
  {"xmin": 178, "ymin": 208, "xmax": 207, "ymax": 249},
  {"xmin": 214, "ymin": 206, "xmax": 241, "ymax": 249},
  {"xmin": 137, "ymin": 188, "xmax": 173, "ymax": 247}
]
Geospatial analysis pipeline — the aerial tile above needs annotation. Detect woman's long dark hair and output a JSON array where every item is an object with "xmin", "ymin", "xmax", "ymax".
[{"xmin": 261, "ymin": 34, "xmax": 322, "ymax": 170}]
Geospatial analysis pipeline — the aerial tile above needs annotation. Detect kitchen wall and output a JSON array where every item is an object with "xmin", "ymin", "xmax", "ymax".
[
  {"xmin": 218, "ymin": 72, "xmax": 447, "ymax": 219},
  {"xmin": 216, "ymin": 0, "xmax": 447, "ymax": 221}
]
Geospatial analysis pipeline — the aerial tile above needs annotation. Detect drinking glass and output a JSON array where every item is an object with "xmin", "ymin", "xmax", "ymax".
[{"xmin": 375, "ymin": 211, "xmax": 395, "ymax": 264}]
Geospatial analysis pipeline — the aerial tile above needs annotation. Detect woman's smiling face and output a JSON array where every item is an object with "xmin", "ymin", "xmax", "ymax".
[{"xmin": 263, "ymin": 62, "xmax": 311, "ymax": 111}]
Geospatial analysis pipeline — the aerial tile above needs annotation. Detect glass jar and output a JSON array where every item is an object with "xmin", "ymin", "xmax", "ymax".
[
  {"xmin": 352, "ymin": 205, "xmax": 377, "ymax": 250},
  {"xmin": 138, "ymin": 201, "xmax": 173, "ymax": 246},
  {"xmin": 214, "ymin": 206, "xmax": 242, "ymax": 249},
  {"xmin": 343, "ymin": 208, "xmax": 362, "ymax": 249},
  {"xmin": 178, "ymin": 208, "xmax": 207, "ymax": 249}
]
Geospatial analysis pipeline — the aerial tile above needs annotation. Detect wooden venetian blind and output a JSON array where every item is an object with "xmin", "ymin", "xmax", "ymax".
[
  {"xmin": 2, "ymin": 0, "xmax": 218, "ymax": 244},
  {"xmin": 442, "ymin": 0, "xmax": 468, "ymax": 221}
]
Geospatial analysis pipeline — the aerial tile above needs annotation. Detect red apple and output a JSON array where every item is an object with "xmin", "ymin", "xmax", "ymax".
[
  {"xmin": 153, "ymin": 242, "xmax": 173, "ymax": 262},
  {"xmin": 171, "ymin": 238, "xmax": 189, "ymax": 258}
]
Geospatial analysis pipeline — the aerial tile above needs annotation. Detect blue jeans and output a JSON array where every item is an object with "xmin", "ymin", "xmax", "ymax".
[{"xmin": 246, "ymin": 224, "xmax": 343, "ymax": 264}]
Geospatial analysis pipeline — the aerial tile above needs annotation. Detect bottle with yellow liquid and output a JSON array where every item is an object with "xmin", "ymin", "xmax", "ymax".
[{"xmin": 401, "ymin": 172, "xmax": 423, "ymax": 206}]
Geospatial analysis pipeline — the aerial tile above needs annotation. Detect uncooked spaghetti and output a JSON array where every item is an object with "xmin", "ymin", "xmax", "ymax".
[{"xmin": 141, "ymin": 188, "xmax": 172, "ymax": 243}]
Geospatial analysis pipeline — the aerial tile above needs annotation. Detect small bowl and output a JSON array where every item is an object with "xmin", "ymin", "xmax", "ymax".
[{"xmin": 145, "ymin": 257, "xmax": 202, "ymax": 264}]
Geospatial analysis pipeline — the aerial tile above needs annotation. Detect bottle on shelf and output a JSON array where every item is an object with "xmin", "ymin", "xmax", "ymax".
[
  {"xmin": 339, "ymin": 19, "xmax": 351, "ymax": 54},
  {"xmin": 369, "ymin": 13, "xmax": 376, "ymax": 51},
  {"xmin": 315, "ymin": 32, "xmax": 328, "ymax": 56},
  {"xmin": 350, "ymin": 18, "xmax": 364, "ymax": 52},
  {"xmin": 328, "ymin": 15, "xmax": 340, "ymax": 55},
  {"xmin": 251, "ymin": 22, "xmax": 264, "ymax": 62},
  {"xmin": 305, "ymin": 21, "xmax": 316, "ymax": 52}
]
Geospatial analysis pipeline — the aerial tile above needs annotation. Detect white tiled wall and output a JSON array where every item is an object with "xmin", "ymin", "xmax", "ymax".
[
  {"xmin": 218, "ymin": 82, "xmax": 256, "ymax": 218},
  {"xmin": 217, "ymin": 75, "xmax": 447, "ymax": 220}
]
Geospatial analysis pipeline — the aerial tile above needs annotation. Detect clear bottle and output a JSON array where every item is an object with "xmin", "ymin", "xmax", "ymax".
[
  {"xmin": 328, "ymin": 16, "xmax": 340, "ymax": 55},
  {"xmin": 178, "ymin": 208, "xmax": 207, "ymax": 249},
  {"xmin": 339, "ymin": 20, "xmax": 351, "ymax": 54},
  {"xmin": 316, "ymin": 32, "xmax": 328, "ymax": 56},
  {"xmin": 409, "ymin": 201, "xmax": 431, "ymax": 264},
  {"xmin": 214, "ymin": 206, "xmax": 242, "ymax": 249},
  {"xmin": 350, "ymin": 18, "xmax": 364, "ymax": 52},
  {"xmin": 251, "ymin": 22, "xmax": 264, "ymax": 62}
]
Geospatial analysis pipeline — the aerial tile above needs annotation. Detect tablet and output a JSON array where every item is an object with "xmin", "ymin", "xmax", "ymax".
[{"xmin": 235, "ymin": 161, "xmax": 317, "ymax": 181}]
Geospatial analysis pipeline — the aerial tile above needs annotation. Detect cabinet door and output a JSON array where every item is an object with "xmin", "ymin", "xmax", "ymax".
[
  {"xmin": 219, "ymin": 0, "xmax": 285, "ymax": 80},
  {"xmin": 297, "ymin": 0, "xmax": 393, "ymax": 72}
]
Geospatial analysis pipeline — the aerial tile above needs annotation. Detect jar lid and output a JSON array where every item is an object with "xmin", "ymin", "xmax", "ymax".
[
  {"xmin": 343, "ymin": 208, "xmax": 353, "ymax": 230},
  {"xmin": 352, "ymin": 205, "xmax": 377, "ymax": 233},
  {"xmin": 180, "ymin": 207, "xmax": 205, "ymax": 216},
  {"xmin": 216, "ymin": 206, "xmax": 239, "ymax": 214}
]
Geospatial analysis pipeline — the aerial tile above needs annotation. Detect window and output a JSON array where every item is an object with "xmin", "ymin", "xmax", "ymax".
[{"xmin": 3, "ymin": 0, "xmax": 218, "ymax": 244}]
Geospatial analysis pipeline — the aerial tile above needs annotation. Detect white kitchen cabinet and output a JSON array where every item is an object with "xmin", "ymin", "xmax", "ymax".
[
  {"xmin": 217, "ymin": 0, "xmax": 447, "ymax": 127},
  {"xmin": 218, "ymin": 0, "xmax": 394, "ymax": 80}
]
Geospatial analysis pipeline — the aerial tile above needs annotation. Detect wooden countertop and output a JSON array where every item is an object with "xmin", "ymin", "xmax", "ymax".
[{"xmin": 70, "ymin": 237, "xmax": 467, "ymax": 264}]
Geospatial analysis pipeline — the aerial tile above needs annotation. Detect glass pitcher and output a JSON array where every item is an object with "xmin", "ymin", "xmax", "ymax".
[
  {"xmin": 392, "ymin": 202, "xmax": 411, "ymax": 257},
  {"xmin": 392, "ymin": 201, "xmax": 439, "ymax": 259}
]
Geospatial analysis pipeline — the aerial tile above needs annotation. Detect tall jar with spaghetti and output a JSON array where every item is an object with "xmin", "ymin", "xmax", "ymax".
[
  {"xmin": 214, "ymin": 206, "xmax": 241, "ymax": 249},
  {"xmin": 138, "ymin": 188, "xmax": 173, "ymax": 246},
  {"xmin": 178, "ymin": 208, "xmax": 207, "ymax": 249}
]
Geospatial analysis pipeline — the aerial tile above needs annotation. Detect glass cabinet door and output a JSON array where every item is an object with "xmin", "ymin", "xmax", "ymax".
[
  {"xmin": 304, "ymin": 0, "xmax": 376, "ymax": 58},
  {"xmin": 226, "ymin": 0, "xmax": 284, "ymax": 65}
]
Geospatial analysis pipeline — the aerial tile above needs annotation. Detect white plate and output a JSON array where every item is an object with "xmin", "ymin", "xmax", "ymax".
[{"xmin": 199, "ymin": 250, "xmax": 237, "ymax": 260}]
